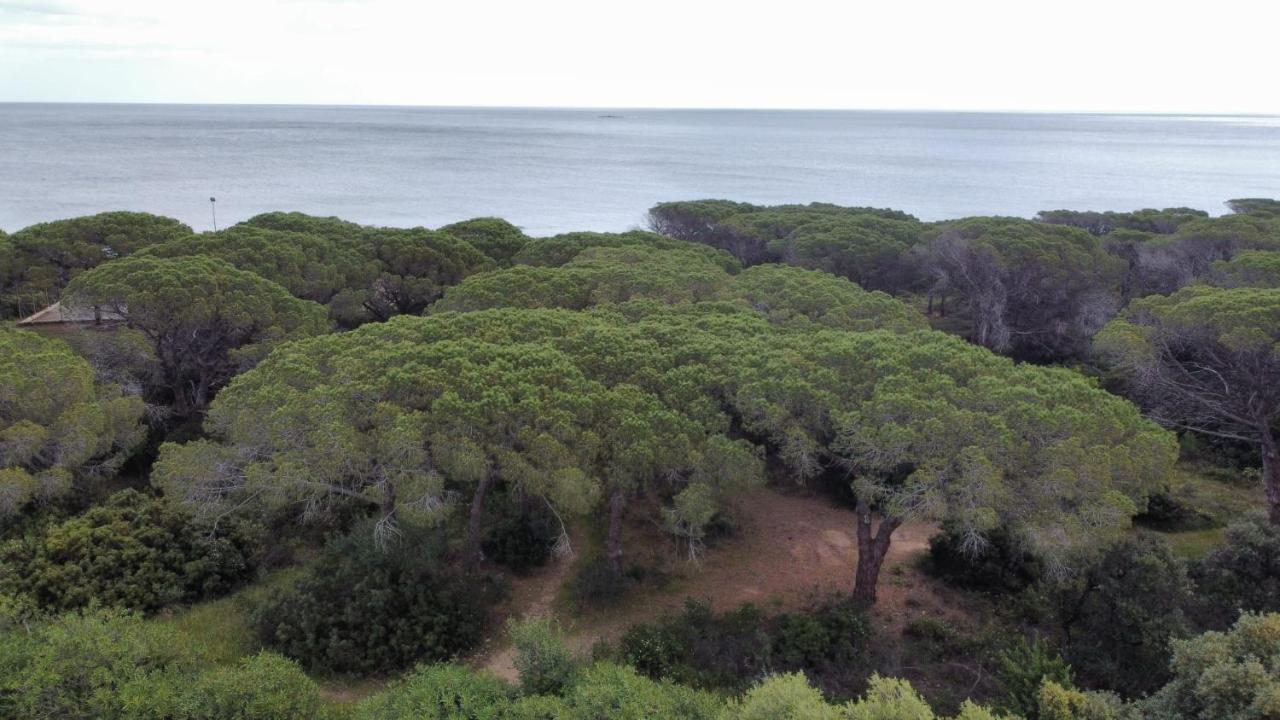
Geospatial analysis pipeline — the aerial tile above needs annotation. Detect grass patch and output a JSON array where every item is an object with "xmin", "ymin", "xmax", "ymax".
[
  {"xmin": 157, "ymin": 566, "xmax": 306, "ymax": 666},
  {"xmin": 1141, "ymin": 461, "xmax": 1262, "ymax": 559},
  {"xmin": 1164, "ymin": 528, "xmax": 1229, "ymax": 560},
  {"xmin": 1163, "ymin": 462, "xmax": 1262, "ymax": 524}
]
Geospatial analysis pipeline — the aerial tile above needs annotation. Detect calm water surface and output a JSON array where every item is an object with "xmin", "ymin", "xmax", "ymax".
[{"xmin": 1, "ymin": 104, "xmax": 1277, "ymax": 235}]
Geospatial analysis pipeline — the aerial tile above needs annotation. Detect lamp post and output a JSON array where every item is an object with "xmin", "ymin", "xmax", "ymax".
[{"xmin": 210, "ymin": 197, "xmax": 218, "ymax": 231}]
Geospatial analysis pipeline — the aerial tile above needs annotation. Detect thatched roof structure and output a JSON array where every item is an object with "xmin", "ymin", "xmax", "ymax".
[{"xmin": 16, "ymin": 302, "xmax": 125, "ymax": 327}]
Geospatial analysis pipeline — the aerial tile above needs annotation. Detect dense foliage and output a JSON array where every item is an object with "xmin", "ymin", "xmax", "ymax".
[
  {"xmin": 0, "ymin": 212, "xmax": 192, "ymax": 319},
  {"xmin": 438, "ymin": 217, "xmax": 531, "ymax": 264},
  {"xmin": 7, "ymin": 199, "xmax": 1279, "ymax": 720},
  {"xmin": 139, "ymin": 225, "xmax": 379, "ymax": 307},
  {"xmin": 0, "ymin": 609, "xmax": 325, "ymax": 720},
  {"xmin": 1193, "ymin": 517, "xmax": 1280, "ymax": 621},
  {"xmin": 1143, "ymin": 612, "xmax": 1280, "ymax": 720},
  {"xmin": 1096, "ymin": 284, "xmax": 1280, "ymax": 524},
  {"xmin": 251, "ymin": 529, "xmax": 495, "ymax": 674},
  {"xmin": 923, "ymin": 216, "xmax": 1123, "ymax": 361},
  {"xmin": 1051, "ymin": 534, "xmax": 1195, "ymax": 696},
  {"xmin": 0, "ymin": 489, "xmax": 258, "ymax": 613},
  {"xmin": 619, "ymin": 597, "xmax": 870, "ymax": 696},
  {"xmin": 62, "ymin": 254, "xmax": 330, "ymax": 416},
  {"xmin": 0, "ymin": 328, "xmax": 144, "ymax": 521}
]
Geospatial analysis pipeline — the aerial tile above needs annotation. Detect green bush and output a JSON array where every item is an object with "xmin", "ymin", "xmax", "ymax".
[
  {"xmin": 1143, "ymin": 612, "xmax": 1280, "ymax": 720},
  {"xmin": 1193, "ymin": 516, "xmax": 1280, "ymax": 623},
  {"xmin": 350, "ymin": 663, "xmax": 512, "ymax": 720},
  {"xmin": 0, "ymin": 608, "xmax": 326, "ymax": 720},
  {"xmin": 1053, "ymin": 535, "xmax": 1193, "ymax": 697},
  {"xmin": 252, "ymin": 527, "xmax": 497, "ymax": 674},
  {"xmin": 0, "ymin": 489, "xmax": 259, "ymax": 613},
  {"xmin": 619, "ymin": 597, "xmax": 869, "ymax": 697},
  {"xmin": 509, "ymin": 616, "xmax": 578, "ymax": 695},
  {"xmin": 996, "ymin": 635, "xmax": 1074, "ymax": 720},
  {"xmin": 565, "ymin": 662, "xmax": 722, "ymax": 720},
  {"xmin": 0, "ymin": 608, "xmax": 201, "ymax": 719},
  {"xmin": 927, "ymin": 524, "xmax": 1044, "ymax": 593},
  {"xmin": 619, "ymin": 619, "xmax": 688, "ymax": 681},
  {"xmin": 142, "ymin": 652, "xmax": 328, "ymax": 720},
  {"xmin": 771, "ymin": 597, "xmax": 870, "ymax": 695}
]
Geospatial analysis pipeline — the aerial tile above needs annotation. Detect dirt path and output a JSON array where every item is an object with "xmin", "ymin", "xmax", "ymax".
[{"xmin": 474, "ymin": 486, "xmax": 954, "ymax": 680}]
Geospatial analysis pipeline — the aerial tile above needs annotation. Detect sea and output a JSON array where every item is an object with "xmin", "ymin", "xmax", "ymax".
[{"xmin": 1, "ymin": 104, "xmax": 1278, "ymax": 236}]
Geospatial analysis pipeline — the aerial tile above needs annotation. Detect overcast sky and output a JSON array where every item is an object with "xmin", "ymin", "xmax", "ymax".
[{"xmin": 1, "ymin": 0, "xmax": 1277, "ymax": 113}]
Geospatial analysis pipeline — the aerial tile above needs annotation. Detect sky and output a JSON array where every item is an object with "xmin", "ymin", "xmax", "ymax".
[{"xmin": 1, "ymin": 0, "xmax": 1277, "ymax": 113}]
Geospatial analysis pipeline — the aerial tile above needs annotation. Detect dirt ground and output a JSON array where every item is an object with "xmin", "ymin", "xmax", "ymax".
[{"xmin": 472, "ymin": 485, "xmax": 966, "ymax": 682}]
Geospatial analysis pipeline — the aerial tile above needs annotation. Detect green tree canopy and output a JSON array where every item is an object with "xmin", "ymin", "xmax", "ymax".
[
  {"xmin": 435, "ymin": 244, "xmax": 735, "ymax": 313},
  {"xmin": 1133, "ymin": 214, "xmax": 1280, "ymax": 296},
  {"xmin": 154, "ymin": 308, "xmax": 760, "ymax": 567},
  {"xmin": 1, "ymin": 211, "xmax": 192, "ymax": 319},
  {"xmin": 0, "ymin": 328, "xmax": 144, "ymax": 521},
  {"xmin": 512, "ymin": 229, "xmax": 740, "ymax": 271},
  {"xmin": 1213, "ymin": 250, "xmax": 1280, "ymax": 288},
  {"xmin": 62, "ymin": 255, "xmax": 329, "ymax": 417},
  {"xmin": 735, "ymin": 327, "xmax": 1173, "ymax": 601},
  {"xmin": 355, "ymin": 227, "xmax": 493, "ymax": 321},
  {"xmin": 140, "ymin": 225, "xmax": 380, "ymax": 306},
  {"xmin": 648, "ymin": 200, "xmax": 916, "ymax": 268},
  {"xmin": 236, "ymin": 212, "xmax": 494, "ymax": 323},
  {"xmin": 778, "ymin": 214, "xmax": 927, "ymax": 293},
  {"xmin": 160, "ymin": 298, "xmax": 1169, "ymax": 601},
  {"xmin": 924, "ymin": 217, "xmax": 1124, "ymax": 361},
  {"xmin": 1036, "ymin": 207, "xmax": 1208, "ymax": 235},
  {"xmin": 1095, "ymin": 284, "xmax": 1280, "ymax": 524},
  {"xmin": 438, "ymin": 217, "xmax": 531, "ymax": 265},
  {"xmin": 729, "ymin": 264, "xmax": 926, "ymax": 332},
  {"xmin": 1227, "ymin": 198, "xmax": 1280, "ymax": 218},
  {"xmin": 1144, "ymin": 612, "xmax": 1280, "ymax": 720},
  {"xmin": 438, "ymin": 244, "xmax": 924, "ymax": 335}
]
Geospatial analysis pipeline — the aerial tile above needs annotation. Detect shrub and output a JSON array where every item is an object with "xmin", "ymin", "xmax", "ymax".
[
  {"xmin": 1143, "ymin": 612, "xmax": 1280, "ymax": 720},
  {"xmin": 996, "ymin": 635, "xmax": 1074, "ymax": 720},
  {"xmin": 564, "ymin": 662, "xmax": 721, "ymax": 720},
  {"xmin": 845, "ymin": 675, "xmax": 941, "ymax": 720},
  {"xmin": 771, "ymin": 597, "xmax": 870, "ymax": 694},
  {"xmin": 1035, "ymin": 680, "xmax": 1127, "ymax": 720},
  {"xmin": 1053, "ymin": 535, "xmax": 1193, "ymax": 697},
  {"xmin": 509, "ymin": 616, "xmax": 578, "ymax": 695},
  {"xmin": 0, "ymin": 608, "xmax": 202, "ymax": 719},
  {"xmin": 727, "ymin": 672, "xmax": 843, "ymax": 720},
  {"xmin": 620, "ymin": 619, "xmax": 689, "ymax": 681},
  {"xmin": 0, "ymin": 489, "xmax": 259, "ymax": 613},
  {"xmin": 145, "ymin": 652, "xmax": 328, "ymax": 720},
  {"xmin": 351, "ymin": 663, "xmax": 512, "ymax": 720},
  {"xmin": 1193, "ymin": 516, "xmax": 1280, "ymax": 623},
  {"xmin": 252, "ymin": 527, "xmax": 497, "ymax": 674},
  {"xmin": 483, "ymin": 498, "xmax": 561, "ymax": 574},
  {"xmin": 619, "ymin": 597, "xmax": 869, "ymax": 697},
  {"xmin": 927, "ymin": 524, "xmax": 1044, "ymax": 593}
]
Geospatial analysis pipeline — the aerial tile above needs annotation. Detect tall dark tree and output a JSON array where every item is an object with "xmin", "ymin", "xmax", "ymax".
[
  {"xmin": 1096, "ymin": 285, "xmax": 1280, "ymax": 524},
  {"xmin": 62, "ymin": 255, "xmax": 329, "ymax": 417}
]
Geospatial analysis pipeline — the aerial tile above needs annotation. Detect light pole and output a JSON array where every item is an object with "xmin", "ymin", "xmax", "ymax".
[{"xmin": 210, "ymin": 197, "xmax": 218, "ymax": 231}]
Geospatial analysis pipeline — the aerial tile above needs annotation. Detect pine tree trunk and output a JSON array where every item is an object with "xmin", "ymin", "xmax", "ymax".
[
  {"xmin": 852, "ymin": 499, "xmax": 902, "ymax": 605},
  {"xmin": 1260, "ymin": 427, "xmax": 1280, "ymax": 526},
  {"xmin": 381, "ymin": 479, "xmax": 397, "ymax": 525},
  {"xmin": 466, "ymin": 473, "xmax": 496, "ymax": 567},
  {"xmin": 606, "ymin": 488, "xmax": 627, "ymax": 576}
]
